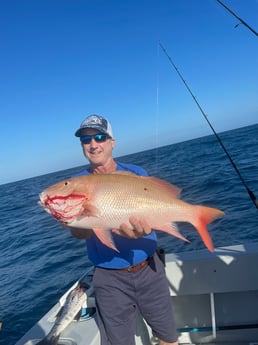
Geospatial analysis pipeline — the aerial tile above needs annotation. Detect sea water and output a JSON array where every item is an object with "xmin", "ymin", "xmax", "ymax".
[{"xmin": 0, "ymin": 124, "xmax": 258, "ymax": 345}]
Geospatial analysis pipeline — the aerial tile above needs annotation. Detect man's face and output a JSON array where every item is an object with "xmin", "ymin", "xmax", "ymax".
[{"xmin": 80, "ymin": 128, "xmax": 115, "ymax": 166}]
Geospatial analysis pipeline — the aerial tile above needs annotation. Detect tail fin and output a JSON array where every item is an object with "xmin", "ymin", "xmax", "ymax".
[{"xmin": 192, "ymin": 206, "xmax": 224, "ymax": 252}]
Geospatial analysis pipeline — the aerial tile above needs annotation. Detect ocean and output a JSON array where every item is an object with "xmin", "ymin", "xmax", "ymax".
[{"xmin": 1, "ymin": 124, "xmax": 258, "ymax": 345}]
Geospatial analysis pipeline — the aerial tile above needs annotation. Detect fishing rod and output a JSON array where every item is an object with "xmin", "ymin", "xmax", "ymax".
[
  {"xmin": 158, "ymin": 41, "xmax": 258, "ymax": 210},
  {"xmin": 216, "ymin": 0, "xmax": 258, "ymax": 37}
]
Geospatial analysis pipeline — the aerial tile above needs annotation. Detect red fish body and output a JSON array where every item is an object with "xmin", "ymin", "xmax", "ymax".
[{"xmin": 39, "ymin": 172, "xmax": 224, "ymax": 252}]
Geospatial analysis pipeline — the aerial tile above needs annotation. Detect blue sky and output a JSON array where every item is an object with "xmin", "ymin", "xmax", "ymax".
[{"xmin": 1, "ymin": 0, "xmax": 257, "ymax": 185}]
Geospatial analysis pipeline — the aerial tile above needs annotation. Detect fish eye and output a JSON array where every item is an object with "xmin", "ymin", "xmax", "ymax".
[{"xmin": 64, "ymin": 181, "xmax": 70, "ymax": 186}]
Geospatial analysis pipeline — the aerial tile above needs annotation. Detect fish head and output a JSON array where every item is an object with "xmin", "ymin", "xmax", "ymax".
[{"xmin": 39, "ymin": 178, "xmax": 90, "ymax": 223}]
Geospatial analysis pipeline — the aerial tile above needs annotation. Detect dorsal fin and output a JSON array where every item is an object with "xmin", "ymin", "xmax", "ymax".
[
  {"xmin": 110, "ymin": 171, "xmax": 181, "ymax": 198},
  {"xmin": 144, "ymin": 176, "xmax": 181, "ymax": 198}
]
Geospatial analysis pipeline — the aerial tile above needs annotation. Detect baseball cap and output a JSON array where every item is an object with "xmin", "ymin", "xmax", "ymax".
[{"xmin": 75, "ymin": 114, "xmax": 113, "ymax": 138}]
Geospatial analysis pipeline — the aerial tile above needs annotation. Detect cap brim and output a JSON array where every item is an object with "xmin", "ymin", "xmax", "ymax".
[{"xmin": 75, "ymin": 125, "xmax": 109, "ymax": 137}]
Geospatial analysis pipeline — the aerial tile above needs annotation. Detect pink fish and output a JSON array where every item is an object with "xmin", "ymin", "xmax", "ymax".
[{"xmin": 39, "ymin": 172, "xmax": 224, "ymax": 252}]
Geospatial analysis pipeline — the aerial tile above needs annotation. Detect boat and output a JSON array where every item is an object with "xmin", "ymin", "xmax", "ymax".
[{"xmin": 15, "ymin": 241, "xmax": 258, "ymax": 345}]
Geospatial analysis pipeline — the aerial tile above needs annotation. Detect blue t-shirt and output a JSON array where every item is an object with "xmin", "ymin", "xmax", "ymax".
[{"xmin": 74, "ymin": 161, "xmax": 157, "ymax": 268}]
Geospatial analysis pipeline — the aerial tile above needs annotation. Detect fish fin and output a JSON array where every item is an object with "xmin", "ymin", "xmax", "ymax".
[
  {"xmin": 93, "ymin": 228, "xmax": 119, "ymax": 252},
  {"xmin": 107, "ymin": 171, "xmax": 181, "ymax": 197},
  {"xmin": 109, "ymin": 171, "xmax": 181, "ymax": 197},
  {"xmin": 55, "ymin": 306, "xmax": 64, "ymax": 317},
  {"xmin": 80, "ymin": 202, "xmax": 100, "ymax": 217},
  {"xmin": 158, "ymin": 223, "xmax": 190, "ymax": 243},
  {"xmin": 145, "ymin": 176, "xmax": 181, "ymax": 198},
  {"xmin": 192, "ymin": 206, "xmax": 224, "ymax": 252}
]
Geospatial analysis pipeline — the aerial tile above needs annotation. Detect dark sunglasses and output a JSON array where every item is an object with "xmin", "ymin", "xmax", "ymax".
[{"xmin": 80, "ymin": 133, "xmax": 109, "ymax": 144}]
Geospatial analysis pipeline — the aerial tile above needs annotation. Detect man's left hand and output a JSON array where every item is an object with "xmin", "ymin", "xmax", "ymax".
[{"xmin": 112, "ymin": 216, "xmax": 152, "ymax": 238}]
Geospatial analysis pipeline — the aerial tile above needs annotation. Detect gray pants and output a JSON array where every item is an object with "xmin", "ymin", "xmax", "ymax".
[{"xmin": 93, "ymin": 252, "xmax": 178, "ymax": 345}]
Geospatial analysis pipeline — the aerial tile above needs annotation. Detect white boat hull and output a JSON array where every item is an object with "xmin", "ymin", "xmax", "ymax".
[{"xmin": 15, "ymin": 242, "xmax": 258, "ymax": 345}]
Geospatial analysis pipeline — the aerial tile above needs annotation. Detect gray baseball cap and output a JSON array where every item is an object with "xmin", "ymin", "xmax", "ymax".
[{"xmin": 75, "ymin": 114, "xmax": 113, "ymax": 138}]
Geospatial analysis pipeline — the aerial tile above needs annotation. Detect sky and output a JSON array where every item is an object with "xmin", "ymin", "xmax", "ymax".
[{"xmin": 1, "ymin": 0, "xmax": 257, "ymax": 185}]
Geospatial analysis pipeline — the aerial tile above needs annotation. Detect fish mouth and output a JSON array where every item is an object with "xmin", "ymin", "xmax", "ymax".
[{"xmin": 39, "ymin": 192, "xmax": 87, "ymax": 222}]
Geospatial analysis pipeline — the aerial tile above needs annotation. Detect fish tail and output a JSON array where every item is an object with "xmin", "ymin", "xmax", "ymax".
[{"xmin": 192, "ymin": 206, "xmax": 224, "ymax": 252}]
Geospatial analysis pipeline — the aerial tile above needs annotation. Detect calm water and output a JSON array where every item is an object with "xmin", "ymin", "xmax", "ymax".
[{"xmin": 1, "ymin": 124, "xmax": 258, "ymax": 345}]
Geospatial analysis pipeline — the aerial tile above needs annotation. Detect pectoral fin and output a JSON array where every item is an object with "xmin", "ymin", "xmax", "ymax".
[
  {"xmin": 80, "ymin": 202, "xmax": 100, "ymax": 217},
  {"xmin": 93, "ymin": 228, "xmax": 119, "ymax": 252}
]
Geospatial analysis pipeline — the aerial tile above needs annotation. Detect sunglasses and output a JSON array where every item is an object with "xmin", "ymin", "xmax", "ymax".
[{"xmin": 80, "ymin": 133, "xmax": 110, "ymax": 144}]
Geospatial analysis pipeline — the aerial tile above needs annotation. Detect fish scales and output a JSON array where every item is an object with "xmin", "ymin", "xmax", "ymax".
[
  {"xmin": 39, "ymin": 172, "xmax": 224, "ymax": 252},
  {"xmin": 77, "ymin": 179, "xmax": 171, "ymax": 228}
]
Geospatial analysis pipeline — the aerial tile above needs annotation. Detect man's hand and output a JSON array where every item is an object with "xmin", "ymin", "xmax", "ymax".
[{"xmin": 112, "ymin": 216, "xmax": 152, "ymax": 239}]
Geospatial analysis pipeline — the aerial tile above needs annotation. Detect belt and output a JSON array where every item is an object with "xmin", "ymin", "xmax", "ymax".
[{"xmin": 119, "ymin": 257, "xmax": 150, "ymax": 273}]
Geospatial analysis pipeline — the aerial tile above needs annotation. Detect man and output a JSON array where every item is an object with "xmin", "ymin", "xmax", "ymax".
[{"xmin": 70, "ymin": 114, "xmax": 178, "ymax": 345}]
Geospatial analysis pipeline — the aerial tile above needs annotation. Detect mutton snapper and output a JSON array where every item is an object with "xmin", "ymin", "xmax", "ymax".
[{"xmin": 39, "ymin": 172, "xmax": 224, "ymax": 252}]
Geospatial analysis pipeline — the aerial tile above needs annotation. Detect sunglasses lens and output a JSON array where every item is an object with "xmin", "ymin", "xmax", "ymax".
[
  {"xmin": 94, "ymin": 134, "xmax": 107, "ymax": 142},
  {"xmin": 80, "ymin": 135, "xmax": 91, "ymax": 144},
  {"xmin": 80, "ymin": 134, "xmax": 108, "ymax": 144}
]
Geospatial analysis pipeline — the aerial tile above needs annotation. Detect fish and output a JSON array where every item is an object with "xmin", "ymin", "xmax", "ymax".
[
  {"xmin": 36, "ymin": 283, "xmax": 87, "ymax": 345},
  {"xmin": 39, "ymin": 171, "xmax": 224, "ymax": 252}
]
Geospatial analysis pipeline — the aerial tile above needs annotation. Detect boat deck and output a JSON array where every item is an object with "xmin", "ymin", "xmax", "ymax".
[{"xmin": 15, "ymin": 243, "xmax": 258, "ymax": 345}]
